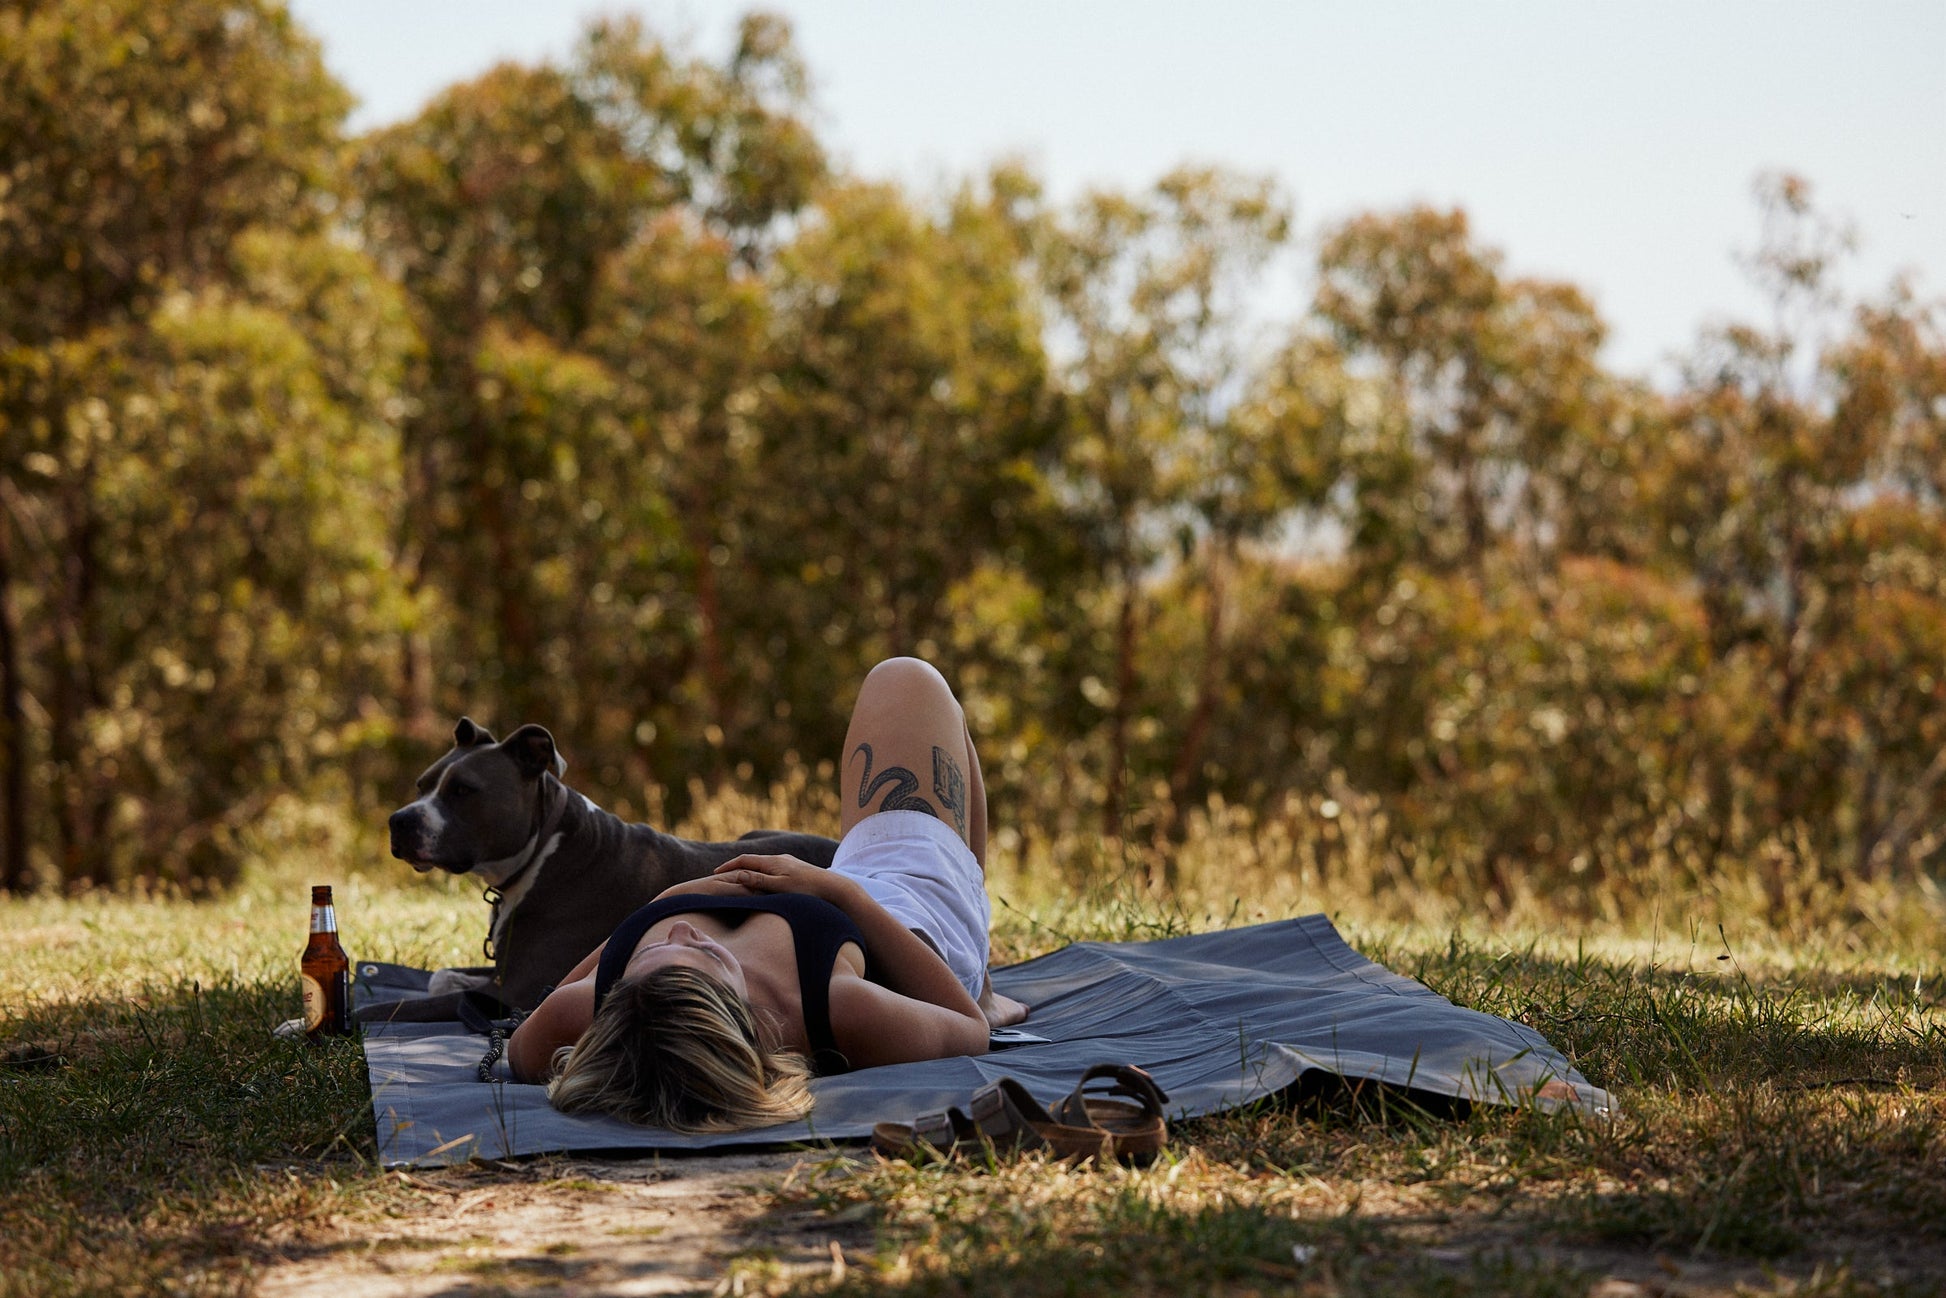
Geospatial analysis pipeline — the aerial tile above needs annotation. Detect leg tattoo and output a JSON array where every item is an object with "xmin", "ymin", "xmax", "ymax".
[
  {"xmin": 932, "ymin": 747, "xmax": 967, "ymax": 836},
  {"xmin": 850, "ymin": 743, "xmax": 937, "ymax": 818}
]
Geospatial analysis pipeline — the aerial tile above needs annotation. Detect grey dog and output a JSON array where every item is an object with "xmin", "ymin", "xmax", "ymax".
[{"xmin": 370, "ymin": 718, "xmax": 837, "ymax": 1020}]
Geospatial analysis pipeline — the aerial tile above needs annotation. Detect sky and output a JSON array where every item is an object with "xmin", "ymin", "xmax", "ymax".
[{"xmin": 288, "ymin": 0, "xmax": 1946, "ymax": 385}]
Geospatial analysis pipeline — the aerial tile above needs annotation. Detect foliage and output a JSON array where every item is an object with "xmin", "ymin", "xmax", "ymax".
[
  {"xmin": 1029, "ymin": 165, "xmax": 1297, "ymax": 835},
  {"xmin": 2, "ymin": 5, "xmax": 1945, "ymax": 900},
  {"xmin": 0, "ymin": 0, "xmax": 347, "ymax": 344},
  {"xmin": 0, "ymin": 0, "xmax": 407, "ymax": 889},
  {"xmin": 745, "ymin": 177, "xmax": 1058, "ymax": 770},
  {"xmin": 31, "ymin": 279, "xmax": 410, "ymax": 886}
]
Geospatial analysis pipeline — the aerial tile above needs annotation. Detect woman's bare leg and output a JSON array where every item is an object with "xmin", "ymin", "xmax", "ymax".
[
  {"xmin": 839, "ymin": 657, "xmax": 983, "ymax": 848},
  {"xmin": 839, "ymin": 657, "xmax": 1026, "ymax": 1027}
]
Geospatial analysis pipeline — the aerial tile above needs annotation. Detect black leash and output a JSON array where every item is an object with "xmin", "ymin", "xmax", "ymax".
[
  {"xmin": 476, "ymin": 1005, "xmax": 532, "ymax": 1082},
  {"xmin": 470, "ymin": 982, "xmax": 554, "ymax": 1082}
]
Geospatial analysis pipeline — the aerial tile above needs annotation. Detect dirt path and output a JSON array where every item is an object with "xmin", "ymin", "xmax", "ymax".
[
  {"xmin": 256, "ymin": 1151, "xmax": 856, "ymax": 1297},
  {"xmin": 243, "ymin": 1144, "xmax": 1930, "ymax": 1298},
  {"xmin": 248, "ymin": 1152, "xmax": 1937, "ymax": 1297}
]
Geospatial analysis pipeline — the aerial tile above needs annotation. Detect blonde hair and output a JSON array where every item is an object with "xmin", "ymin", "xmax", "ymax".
[{"xmin": 545, "ymin": 967, "xmax": 815, "ymax": 1132}]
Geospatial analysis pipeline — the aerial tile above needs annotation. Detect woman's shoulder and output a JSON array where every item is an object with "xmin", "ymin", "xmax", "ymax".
[{"xmin": 507, "ymin": 976, "xmax": 595, "ymax": 1082}]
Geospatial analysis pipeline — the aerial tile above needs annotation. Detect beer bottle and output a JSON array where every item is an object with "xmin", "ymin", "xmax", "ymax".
[{"xmin": 301, "ymin": 884, "xmax": 352, "ymax": 1039}]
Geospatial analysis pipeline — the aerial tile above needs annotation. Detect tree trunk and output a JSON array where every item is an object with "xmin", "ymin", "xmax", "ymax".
[
  {"xmin": 396, "ymin": 433, "xmax": 440, "ymax": 746},
  {"xmin": 1167, "ymin": 540, "xmax": 1230, "ymax": 831},
  {"xmin": 1102, "ymin": 554, "xmax": 1140, "ymax": 839},
  {"xmin": 51, "ymin": 467, "xmax": 106, "ymax": 888},
  {"xmin": 1460, "ymin": 453, "xmax": 1489, "ymax": 569},
  {"xmin": 690, "ymin": 498, "xmax": 731, "ymax": 775},
  {"xmin": 0, "ymin": 503, "xmax": 28, "ymax": 891},
  {"xmin": 476, "ymin": 462, "xmax": 536, "ymax": 719},
  {"xmin": 1860, "ymin": 738, "xmax": 1946, "ymax": 880}
]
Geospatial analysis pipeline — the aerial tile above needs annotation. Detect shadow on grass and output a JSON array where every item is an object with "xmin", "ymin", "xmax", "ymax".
[
  {"xmin": 0, "ymin": 974, "xmax": 381, "ymax": 1291},
  {"xmin": 1170, "ymin": 1017, "xmax": 1944, "ymax": 1276},
  {"xmin": 799, "ymin": 1190, "xmax": 1940, "ymax": 1298},
  {"xmin": 1374, "ymin": 939, "xmax": 1946, "ymax": 1096},
  {"xmin": 741, "ymin": 1188, "xmax": 1612, "ymax": 1298},
  {"xmin": 1357, "ymin": 941, "xmax": 1946, "ymax": 1264}
]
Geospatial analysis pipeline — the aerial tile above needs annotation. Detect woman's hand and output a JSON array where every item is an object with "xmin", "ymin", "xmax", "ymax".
[
  {"xmin": 711, "ymin": 853, "xmax": 844, "ymax": 901},
  {"xmin": 728, "ymin": 852, "xmax": 982, "ymax": 1030}
]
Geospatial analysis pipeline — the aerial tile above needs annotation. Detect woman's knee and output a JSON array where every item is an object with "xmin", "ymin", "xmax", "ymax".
[{"xmin": 858, "ymin": 656, "xmax": 960, "ymax": 713}]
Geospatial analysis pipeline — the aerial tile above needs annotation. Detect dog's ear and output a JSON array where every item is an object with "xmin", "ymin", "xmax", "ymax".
[
  {"xmin": 454, "ymin": 717, "xmax": 496, "ymax": 747},
  {"xmin": 503, "ymin": 724, "xmax": 566, "ymax": 780}
]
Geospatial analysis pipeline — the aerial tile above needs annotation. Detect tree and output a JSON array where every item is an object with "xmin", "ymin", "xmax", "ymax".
[
  {"xmin": 9, "ymin": 246, "xmax": 414, "ymax": 886},
  {"xmin": 585, "ymin": 209, "xmax": 796, "ymax": 792},
  {"xmin": 575, "ymin": 13, "xmax": 825, "ymax": 248},
  {"xmin": 1033, "ymin": 165, "xmax": 1292, "ymax": 835},
  {"xmin": 348, "ymin": 14, "xmax": 825, "ymax": 749},
  {"xmin": 0, "ymin": 0, "xmax": 358, "ymax": 889},
  {"xmin": 1162, "ymin": 334, "xmax": 1348, "ymax": 817},
  {"xmin": 1314, "ymin": 207, "xmax": 1613, "ymax": 583},
  {"xmin": 0, "ymin": 0, "xmax": 346, "ymax": 344},
  {"xmin": 745, "ymin": 177, "xmax": 1057, "ymax": 769},
  {"xmin": 1646, "ymin": 174, "xmax": 1946, "ymax": 877}
]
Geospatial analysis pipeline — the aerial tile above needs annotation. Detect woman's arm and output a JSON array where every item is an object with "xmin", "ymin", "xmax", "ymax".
[
  {"xmin": 506, "ymin": 977, "xmax": 595, "ymax": 1083},
  {"xmin": 715, "ymin": 853, "xmax": 991, "ymax": 1066},
  {"xmin": 501, "ymin": 931, "xmax": 609, "ymax": 1082},
  {"xmin": 826, "ymin": 974, "xmax": 990, "ymax": 1068},
  {"xmin": 712, "ymin": 854, "xmax": 983, "ymax": 1020},
  {"xmin": 651, "ymin": 876, "xmax": 757, "ymax": 900}
]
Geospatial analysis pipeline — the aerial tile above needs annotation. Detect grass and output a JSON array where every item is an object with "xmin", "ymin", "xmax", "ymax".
[
  {"xmin": 732, "ymin": 931, "xmax": 1944, "ymax": 1296},
  {"xmin": 2, "ymin": 784, "xmax": 1943, "ymax": 1296},
  {"xmin": 0, "ymin": 874, "xmax": 454, "ymax": 1297}
]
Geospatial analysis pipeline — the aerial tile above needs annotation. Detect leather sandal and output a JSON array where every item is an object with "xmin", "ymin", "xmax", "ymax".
[
  {"xmin": 1049, "ymin": 1064, "xmax": 1170, "ymax": 1164},
  {"xmin": 870, "ymin": 1105, "xmax": 984, "ymax": 1161},
  {"xmin": 872, "ymin": 1066, "xmax": 1169, "ymax": 1165},
  {"xmin": 869, "ymin": 1089, "xmax": 1065, "ymax": 1161},
  {"xmin": 965, "ymin": 1076, "xmax": 1115, "ymax": 1162},
  {"xmin": 871, "ymin": 1078, "xmax": 1105, "ymax": 1162}
]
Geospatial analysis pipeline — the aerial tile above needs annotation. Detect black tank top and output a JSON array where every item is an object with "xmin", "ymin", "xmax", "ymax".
[{"xmin": 592, "ymin": 893, "xmax": 868, "ymax": 1075}]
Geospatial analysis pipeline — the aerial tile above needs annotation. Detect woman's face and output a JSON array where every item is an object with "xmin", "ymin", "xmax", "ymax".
[{"xmin": 623, "ymin": 919, "xmax": 748, "ymax": 998}]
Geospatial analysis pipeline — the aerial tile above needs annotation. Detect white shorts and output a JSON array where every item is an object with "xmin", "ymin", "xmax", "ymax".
[{"xmin": 832, "ymin": 810, "xmax": 990, "ymax": 999}]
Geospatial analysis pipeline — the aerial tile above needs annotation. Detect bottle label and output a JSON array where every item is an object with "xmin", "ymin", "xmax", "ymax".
[{"xmin": 301, "ymin": 974, "xmax": 325, "ymax": 1031}]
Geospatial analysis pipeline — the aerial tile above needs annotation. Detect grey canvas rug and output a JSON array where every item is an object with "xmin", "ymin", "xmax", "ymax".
[{"xmin": 358, "ymin": 914, "xmax": 1614, "ymax": 1167}]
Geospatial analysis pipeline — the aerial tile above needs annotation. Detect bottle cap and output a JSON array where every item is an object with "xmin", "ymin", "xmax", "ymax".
[{"xmin": 311, "ymin": 885, "xmax": 333, "ymax": 904}]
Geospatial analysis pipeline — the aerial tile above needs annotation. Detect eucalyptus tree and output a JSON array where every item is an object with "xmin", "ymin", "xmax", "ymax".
[
  {"xmin": 348, "ymin": 14, "xmax": 825, "ymax": 743},
  {"xmin": 1162, "ymin": 333, "xmax": 1351, "ymax": 817},
  {"xmin": 1654, "ymin": 174, "xmax": 1946, "ymax": 876},
  {"xmin": 1307, "ymin": 206, "xmax": 1732, "ymax": 897},
  {"xmin": 582, "ymin": 211, "xmax": 770, "ymax": 791},
  {"xmin": 0, "ymin": 0, "xmax": 379, "ymax": 888},
  {"xmin": 1314, "ymin": 206, "xmax": 1611, "ymax": 586},
  {"xmin": 45, "ymin": 250, "xmax": 415, "ymax": 886},
  {"xmin": 1033, "ymin": 165, "xmax": 1293, "ymax": 835},
  {"xmin": 749, "ymin": 178, "xmax": 1057, "ymax": 772}
]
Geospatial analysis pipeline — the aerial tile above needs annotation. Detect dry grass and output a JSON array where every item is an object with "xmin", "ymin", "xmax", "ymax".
[{"xmin": 2, "ymin": 775, "xmax": 1943, "ymax": 1296}]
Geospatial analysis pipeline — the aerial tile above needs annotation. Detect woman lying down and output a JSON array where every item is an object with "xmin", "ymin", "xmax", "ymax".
[{"xmin": 508, "ymin": 657, "xmax": 1031, "ymax": 1131}]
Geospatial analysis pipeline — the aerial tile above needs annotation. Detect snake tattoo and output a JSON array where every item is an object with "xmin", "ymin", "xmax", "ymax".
[{"xmin": 850, "ymin": 743, "xmax": 936, "ymax": 818}]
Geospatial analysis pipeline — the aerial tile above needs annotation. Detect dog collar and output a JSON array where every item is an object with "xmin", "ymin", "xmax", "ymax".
[{"xmin": 480, "ymin": 775, "xmax": 571, "ymax": 962}]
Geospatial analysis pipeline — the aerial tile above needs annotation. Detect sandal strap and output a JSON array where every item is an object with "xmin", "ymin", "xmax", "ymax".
[
  {"xmin": 967, "ymin": 1079, "xmax": 1051, "ymax": 1151},
  {"xmin": 1052, "ymin": 1063, "xmax": 1169, "ymax": 1127},
  {"xmin": 909, "ymin": 1106, "xmax": 969, "ymax": 1150}
]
